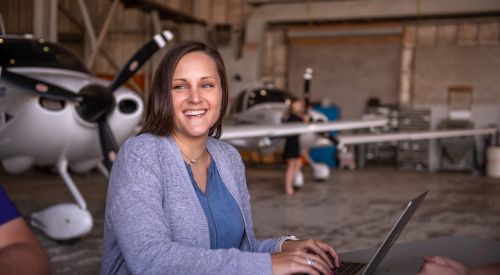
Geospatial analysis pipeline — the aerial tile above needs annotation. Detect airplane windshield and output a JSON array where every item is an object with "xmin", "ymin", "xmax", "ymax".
[
  {"xmin": 246, "ymin": 88, "xmax": 295, "ymax": 108},
  {"xmin": 233, "ymin": 88, "xmax": 296, "ymax": 112},
  {"xmin": 0, "ymin": 38, "xmax": 89, "ymax": 73}
]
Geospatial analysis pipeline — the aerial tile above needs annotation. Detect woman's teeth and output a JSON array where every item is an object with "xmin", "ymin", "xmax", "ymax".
[{"xmin": 184, "ymin": 109, "xmax": 207, "ymax": 117}]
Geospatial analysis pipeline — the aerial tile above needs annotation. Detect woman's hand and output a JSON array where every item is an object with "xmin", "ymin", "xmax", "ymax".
[
  {"xmin": 282, "ymin": 239, "xmax": 340, "ymax": 268},
  {"xmin": 271, "ymin": 250, "xmax": 333, "ymax": 275},
  {"xmin": 417, "ymin": 256, "xmax": 468, "ymax": 275},
  {"xmin": 271, "ymin": 239, "xmax": 340, "ymax": 274}
]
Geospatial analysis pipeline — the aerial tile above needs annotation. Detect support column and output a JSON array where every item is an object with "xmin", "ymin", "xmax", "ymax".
[
  {"xmin": 87, "ymin": 0, "xmax": 120, "ymax": 70},
  {"xmin": 399, "ymin": 25, "xmax": 416, "ymax": 106},
  {"xmin": 33, "ymin": 0, "xmax": 58, "ymax": 41}
]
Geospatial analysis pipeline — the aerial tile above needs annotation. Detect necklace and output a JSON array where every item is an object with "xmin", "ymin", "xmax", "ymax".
[{"xmin": 181, "ymin": 149, "xmax": 206, "ymax": 164}]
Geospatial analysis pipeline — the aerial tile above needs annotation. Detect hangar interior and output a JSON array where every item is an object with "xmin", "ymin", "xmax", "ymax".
[{"xmin": 1, "ymin": 0, "xmax": 500, "ymax": 274}]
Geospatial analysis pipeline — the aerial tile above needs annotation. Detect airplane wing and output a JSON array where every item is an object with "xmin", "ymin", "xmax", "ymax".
[
  {"xmin": 220, "ymin": 118, "xmax": 388, "ymax": 140},
  {"xmin": 336, "ymin": 127, "xmax": 497, "ymax": 147}
]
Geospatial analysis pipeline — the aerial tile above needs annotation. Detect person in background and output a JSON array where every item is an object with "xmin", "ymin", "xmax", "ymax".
[
  {"xmin": 101, "ymin": 41, "xmax": 340, "ymax": 274},
  {"xmin": 0, "ymin": 184, "xmax": 51, "ymax": 275},
  {"xmin": 418, "ymin": 256, "xmax": 500, "ymax": 275},
  {"xmin": 282, "ymin": 98, "xmax": 310, "ymax": 195}
]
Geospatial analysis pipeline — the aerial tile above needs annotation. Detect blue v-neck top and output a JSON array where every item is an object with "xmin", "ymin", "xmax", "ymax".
[{"xmin": 185, "ymin": 158, "xmax": 245, "ymax": 249}]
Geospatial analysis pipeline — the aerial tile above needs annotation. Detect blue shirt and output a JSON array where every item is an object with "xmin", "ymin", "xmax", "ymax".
[
  {"xmin": 185, "ymin": 158, "xmax": 245, "ymax": 249},
  {"xmin": 0, "ymin": 184, "xmax": 21, "ymax": 225}
]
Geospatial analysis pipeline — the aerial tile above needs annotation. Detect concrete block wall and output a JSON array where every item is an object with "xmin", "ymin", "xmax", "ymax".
[
  {"xmin": 413, "ymin": 20, "xmax": 500, "ymax": 105},
  {"xmin": 287, "ymin": 36, "xmax": 401, "ymax": 119}
]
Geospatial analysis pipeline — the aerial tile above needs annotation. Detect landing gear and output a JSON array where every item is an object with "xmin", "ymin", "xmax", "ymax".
[
  {"xmin": 304, "ymin": 152, "xmax": 330, "ymax": 181},
  {"xmin": 31, "ymin": 203, "xmax": 92, "ymax": 240},
  {"xmin": 292, "ymin": 153, "xmax": 331, "ymax": 189},
  {"xmin": 31, "ymin": 159, "xmax": 93, "ymax": 241}
]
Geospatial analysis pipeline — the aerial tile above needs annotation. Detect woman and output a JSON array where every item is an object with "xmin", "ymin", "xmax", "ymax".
[
  {"xmin": 283, "ymin": 98, "xmax": 309, "ymax": 195},
  {"xmin": 101, "ymin": 41, "xmax": 340, "ymax": 274}
]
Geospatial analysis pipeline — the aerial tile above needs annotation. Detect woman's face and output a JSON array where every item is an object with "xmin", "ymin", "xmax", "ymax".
[{"xmin": 171, "ymin": 51, "xmax": 222, "ymax": 139}]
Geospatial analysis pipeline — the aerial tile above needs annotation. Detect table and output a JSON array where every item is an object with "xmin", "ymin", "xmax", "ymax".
[{"xmin": 340, "ymin": 236, "xmax": 500, "ymax": 274}]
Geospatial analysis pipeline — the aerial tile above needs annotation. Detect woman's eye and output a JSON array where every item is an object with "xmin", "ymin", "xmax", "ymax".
[
  {"xmin": 172, "ymin": 85, "xmax": 186, "ymax": 90},
  {"xmin": 201, "ymin": 83, "xmax": 215, "ymax": 88}
]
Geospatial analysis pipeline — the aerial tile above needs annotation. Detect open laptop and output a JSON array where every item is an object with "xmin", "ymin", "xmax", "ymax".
[{"xmin": 334, "ymin": 190, "xmax": 428, "ymax": 275}]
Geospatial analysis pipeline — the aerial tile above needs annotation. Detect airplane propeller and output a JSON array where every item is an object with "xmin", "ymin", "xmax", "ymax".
[
  {"xmin": 0, "ymin": 30, "xmax": 174, "ymax": 172},
  {"xmin": 0, "ymin": 68, "xmax": 83, "ymax": 102},
  {"xmin": 108, "ymin": 30, "xmax": 173, "ymax": 91}
]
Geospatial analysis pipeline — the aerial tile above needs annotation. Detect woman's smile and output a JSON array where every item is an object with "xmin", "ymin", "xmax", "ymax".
[{"xmin": 183, "ymin": 109, "xmax": 208, "ymax": 118}]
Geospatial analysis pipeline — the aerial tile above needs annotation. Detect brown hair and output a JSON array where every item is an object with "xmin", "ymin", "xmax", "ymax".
[{"xmin": 139, "ymin": 41, "xmax": 229, "ymax": 138}]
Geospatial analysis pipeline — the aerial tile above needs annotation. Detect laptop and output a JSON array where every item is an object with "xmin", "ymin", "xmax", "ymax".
[{"xmin": 333, "ymin": 190, "xmax": 428, "ymax": 275}]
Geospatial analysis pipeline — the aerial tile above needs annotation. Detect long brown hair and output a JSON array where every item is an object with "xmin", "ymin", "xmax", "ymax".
[{"xmin": 139, "ymin": 41, "xmax": 229, "ymax": 138}]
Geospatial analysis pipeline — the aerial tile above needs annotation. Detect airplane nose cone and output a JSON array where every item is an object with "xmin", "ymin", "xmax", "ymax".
[{"xmin": 76, "ymin": 84, "xmax": 115, "ymax": 123}]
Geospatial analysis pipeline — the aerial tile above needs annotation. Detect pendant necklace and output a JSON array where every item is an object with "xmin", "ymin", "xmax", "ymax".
[{"xmin": 181, "ymin": 149, "xmax": 205, "ymax": 164}]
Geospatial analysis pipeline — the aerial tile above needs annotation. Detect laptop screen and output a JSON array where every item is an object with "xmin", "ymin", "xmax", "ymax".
[{"xmin": 362, "ymin": 191, "xmax": 428, "ymax": 275}]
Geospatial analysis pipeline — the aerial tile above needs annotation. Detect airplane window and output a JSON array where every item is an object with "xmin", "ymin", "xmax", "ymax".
[
  {"xmin": 0, "ymin": 38, "xmax": 89, "ymax": 73},
  {"xmin": 39, "ymin": 98, "xmax": 65, "ymax": 111}
]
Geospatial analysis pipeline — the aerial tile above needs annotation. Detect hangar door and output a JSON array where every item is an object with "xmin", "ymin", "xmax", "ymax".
[{"xmin": 287, "ymin": 26, "xmax": 402, "ymax": 119}]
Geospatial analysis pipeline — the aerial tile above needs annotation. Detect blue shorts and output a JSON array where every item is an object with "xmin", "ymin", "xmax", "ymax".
[{"xmin": 0, "ymin": 184, "xmax": 21, "ymax": 225}]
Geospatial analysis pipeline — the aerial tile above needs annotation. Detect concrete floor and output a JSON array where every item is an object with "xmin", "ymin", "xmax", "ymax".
[{"xmin": 1, "ymin": 164, "xmax": 499, "ymax": 274}]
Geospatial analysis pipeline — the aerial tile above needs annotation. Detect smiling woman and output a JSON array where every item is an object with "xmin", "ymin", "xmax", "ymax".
[
  {"xmin": 101, "ymin": 41, "xmax": 340, "ymax": 275},
  {"xmin": 170, "ymin": 51, "xmax": 222, "ymax": 141},
  {"xmin": 139, "ymin": 41, "xmax": 228, "ymax": 139}
]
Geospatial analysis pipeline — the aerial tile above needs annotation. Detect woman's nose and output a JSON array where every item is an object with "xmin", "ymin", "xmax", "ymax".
[{"xmin": 187, "ymin": 87, "xmax": 201, "ymax": 103}]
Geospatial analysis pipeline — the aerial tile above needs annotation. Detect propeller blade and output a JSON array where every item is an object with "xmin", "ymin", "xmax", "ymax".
[
  {"xmin": 0, "ymin": 68, "xmax": 82, "ymax": 101},
  {"xmin": 98, "ymin": 120, "xmax": 119, "ymax": 172},
  {"xmin": 108, "ymin": 30, "xmax": 174, "ymax": 92}
]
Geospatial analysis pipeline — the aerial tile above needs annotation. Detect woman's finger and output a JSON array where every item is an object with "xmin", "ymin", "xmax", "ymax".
[
  {"xmin": 317, "ymin": 241, "xmax": 340, "ymax": 267},
  {"xmin": 301, "ymin": 252, "xmax": 332, "ymax": 275},
  {"xmin": 303, "ymin": 240, "xmax": 334, "ymax": 269},
  {"xmin": 288, "ymin": 253, "xmax": 322, "ymax": 275}
]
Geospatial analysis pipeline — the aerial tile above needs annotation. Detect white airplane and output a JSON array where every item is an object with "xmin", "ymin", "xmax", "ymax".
[
  {"xmin": 222, "ymin": 85, "xmax": 388, "ymax": 183},
  {"xmin": 0, "ymin": 35, "xmax": 388, "ymax": 241},
  {"xmin": 0, "ymin": 31, "xmax": 174, "ymax": 240},
  {"xmin": 223, "ymin": 79, "xmax": 498, "ymax": 183}
]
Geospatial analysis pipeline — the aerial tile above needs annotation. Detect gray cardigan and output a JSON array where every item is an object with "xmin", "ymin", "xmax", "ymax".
[{"xmin": 101, "ymin": 133, "xmax": 287, "ymax": 274}]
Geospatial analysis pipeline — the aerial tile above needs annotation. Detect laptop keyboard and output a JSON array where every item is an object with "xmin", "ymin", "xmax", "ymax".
[{"xmin": 333, "ymin": 261, "xmax": 366, "ymax": 275}]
